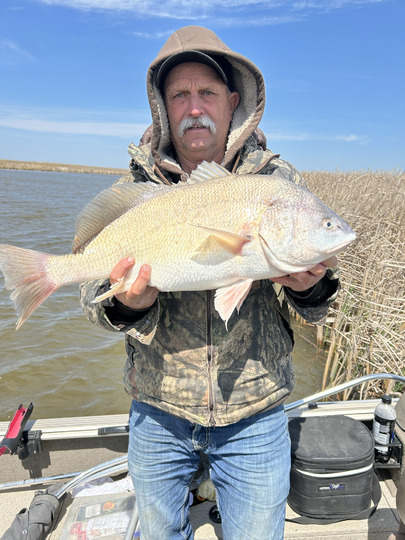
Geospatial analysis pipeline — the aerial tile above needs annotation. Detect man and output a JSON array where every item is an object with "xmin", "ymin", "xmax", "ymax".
[{"xmin": 80, "ymin": 26, "xmax": 339, "ymax": 540}]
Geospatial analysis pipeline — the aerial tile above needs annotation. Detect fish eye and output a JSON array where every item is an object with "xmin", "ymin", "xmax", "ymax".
[{"xmin": 323, "ymin": 218, "xmax": 334, "ymax": 229}]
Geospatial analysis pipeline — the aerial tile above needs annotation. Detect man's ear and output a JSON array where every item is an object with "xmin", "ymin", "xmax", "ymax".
[{"xmin": 229, "ymin": 92, "xmax": 240, "ymax": 114}]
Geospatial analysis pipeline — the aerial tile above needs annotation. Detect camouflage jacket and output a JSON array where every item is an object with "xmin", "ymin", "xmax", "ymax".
[{"xmin": 80, "ymin": 136, "xmax": 339, "ymax": 427}]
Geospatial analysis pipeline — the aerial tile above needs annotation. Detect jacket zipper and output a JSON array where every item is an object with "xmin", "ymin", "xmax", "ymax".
[{"xmin": 206, "ymin": 290, "xmax": 216, "ymax": 425}]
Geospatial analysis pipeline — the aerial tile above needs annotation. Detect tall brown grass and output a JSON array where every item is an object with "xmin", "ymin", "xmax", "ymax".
[{"xmin": 301, "ymin": 169, "xmax": 405, "ymax": 399}]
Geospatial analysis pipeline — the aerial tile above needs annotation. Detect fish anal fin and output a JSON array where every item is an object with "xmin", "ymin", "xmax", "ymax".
[
  {"xmin": 93, "ymin": 278, "xmax": 127, "ymax": 303},
  {"xmin": 214, "ymin": 279, "xmax": 254, "ymax": 329}
]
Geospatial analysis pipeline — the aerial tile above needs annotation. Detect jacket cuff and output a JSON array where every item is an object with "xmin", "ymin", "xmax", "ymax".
[
  {"xmin": 102, "ymin": 290, "xmax": 160, "ymax": 345},
  {"xmin": 105, "ymin": 297, "xmax": 154, "ymax": 325},
  {"xmin": 125, "ymin": 300, "xmax": 160, "ymax": 345}
]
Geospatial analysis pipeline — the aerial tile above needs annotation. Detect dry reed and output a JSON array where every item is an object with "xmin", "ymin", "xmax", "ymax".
[{"xmin": 301, "ymin": 169, "xmax": 405, "ymax": 399}]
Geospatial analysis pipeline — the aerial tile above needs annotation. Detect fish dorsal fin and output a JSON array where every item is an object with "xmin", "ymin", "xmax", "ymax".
[
  {"xmin": 72, "ymin": 181, "xmax": 170, "ymax": 253},
  {"xmin": 189, "ymin": 161, "xmax": 232, "ymax": 184}
]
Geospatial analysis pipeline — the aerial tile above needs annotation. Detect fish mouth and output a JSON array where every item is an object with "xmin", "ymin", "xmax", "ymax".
[{"xmin": 324, "ymin": 234, "xmax": 356, "ymax": 255}]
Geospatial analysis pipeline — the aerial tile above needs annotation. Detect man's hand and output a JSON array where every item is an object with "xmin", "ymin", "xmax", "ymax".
[
  {"xmin": 270, "ymin": 256, "xmax": 338, "ymax": 292},
  {"xmin": 111, "ymin": 257, "xmax": 159, "ymax": 310}
]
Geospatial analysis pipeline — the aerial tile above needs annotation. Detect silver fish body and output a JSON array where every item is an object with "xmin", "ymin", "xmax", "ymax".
[{"xmin": 0, "ymin": 161, "xmax": 356, "ymax": 329}]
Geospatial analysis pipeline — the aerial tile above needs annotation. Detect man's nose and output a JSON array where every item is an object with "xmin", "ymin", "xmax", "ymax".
[{"xmin": 188, "ymin": 94, "xmax": 204, "ymax": 116}]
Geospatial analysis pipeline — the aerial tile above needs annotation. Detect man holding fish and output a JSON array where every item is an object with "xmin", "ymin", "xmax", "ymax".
[
  {"xmin": 0, "ymin": 25, "xmax": 355, "ymax": 540},
  {"xmin": 82, "ymin": 26, "xmax": 346, "ymax": 540}
]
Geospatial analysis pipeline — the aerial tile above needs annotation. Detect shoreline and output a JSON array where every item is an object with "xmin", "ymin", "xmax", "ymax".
[{"xmin": 0, "ymin": 159, "xmax": 128, "ymax": 175}]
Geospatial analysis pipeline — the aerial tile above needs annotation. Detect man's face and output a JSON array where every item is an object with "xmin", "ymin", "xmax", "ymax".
[{"xmin": 164, "ymin": 62, "xmax": 239, "ymax": 170}]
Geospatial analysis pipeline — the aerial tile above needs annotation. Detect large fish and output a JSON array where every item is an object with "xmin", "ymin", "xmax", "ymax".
[{"xmin": 0, "ymin": 161, "xmax": 355, "ymax": 329}]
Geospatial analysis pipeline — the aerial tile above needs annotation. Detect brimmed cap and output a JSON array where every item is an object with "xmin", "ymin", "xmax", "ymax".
[{"xmin": 155, "ymin": 50, "xmax": 229, "ymax": 89}]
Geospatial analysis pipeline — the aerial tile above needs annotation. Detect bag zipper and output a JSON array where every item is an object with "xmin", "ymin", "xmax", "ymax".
[{"xmin": 294, "ymin": 463, "xmax": 373, "ymax": 478}]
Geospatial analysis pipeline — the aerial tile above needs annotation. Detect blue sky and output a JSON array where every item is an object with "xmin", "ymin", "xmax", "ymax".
[{"xmin": 0, "ymin": 0, "xmax": 404, "ymax": 171}]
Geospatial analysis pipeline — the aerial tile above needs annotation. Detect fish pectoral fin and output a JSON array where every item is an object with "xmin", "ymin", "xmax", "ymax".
[
  {"xmin": 192, "ymin": 225, "xmax": 251, "ymax": 255},
  {"xmin": 92, "ymin": 278, "xmax": 127, "ymax": 303},
  {"xmin": 214, "ymin": 279, "xmax": 254, "ymax": 329}
]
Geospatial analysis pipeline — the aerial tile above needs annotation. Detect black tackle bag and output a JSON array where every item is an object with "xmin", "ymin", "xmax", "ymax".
[{"xmin": 287, "ymin": 415, "xmax": 381, "ymax": 523}]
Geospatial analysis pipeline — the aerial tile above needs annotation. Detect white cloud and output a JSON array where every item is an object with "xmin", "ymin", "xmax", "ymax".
[
  {"xmin": 0, "ymin": 106, "xmax": 149, "ymax": 138},
  {"xmin": 131, "ymin": 30, "xmax": 176, "ymax": 39},
  {"xmin": 267, "ymin": 130, "xmax": 370, "ymax": 143},
  {"xmin": 37, "ymin": 0, "xmax": 389, "ymax": 24},
  {"xmin": 41, "ymin": 0, "xmax": 281, "ymax": 9},
  {"xmin": 292, "ymin": 0, "xmax": 387, "ymax": 9},
  {"xmin": 0, "ymin": 39, "xmax": 36, "ymax": 65},
  {"xmin": 333, "ymin": 134, "xmax": 369, "ymax": 143},
  {"xmin": 0, "ymin": 105, "xmax": 371, "ymax": 146}
]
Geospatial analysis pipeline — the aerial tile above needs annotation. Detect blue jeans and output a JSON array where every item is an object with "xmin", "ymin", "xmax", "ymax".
[{"xmin": 128, "ymin": 400, "xmax": 291, "ymax": 540}]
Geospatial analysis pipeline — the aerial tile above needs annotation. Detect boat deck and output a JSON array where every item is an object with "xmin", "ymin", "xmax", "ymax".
[
  {"xmin": 0, "ymin": 472, "xmax": 400, "ymax": 539},
  {"xmin": 0, "ymin": 399, "xmax": 402, "ymax": 539}
]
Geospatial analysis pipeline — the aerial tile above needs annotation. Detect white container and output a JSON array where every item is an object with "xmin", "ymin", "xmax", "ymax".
[{"xmin": 373, "ymin": 394, "xmax": 396, "ymax": 463}]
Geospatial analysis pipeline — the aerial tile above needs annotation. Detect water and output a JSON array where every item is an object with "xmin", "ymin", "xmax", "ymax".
[{"xmin": 0, "ymin": 169, "xmax": 326, "ymax": 421}]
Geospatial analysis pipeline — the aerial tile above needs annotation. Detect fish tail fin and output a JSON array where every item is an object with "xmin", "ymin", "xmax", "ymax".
[{"xmin": 0, "ymin": 244, "xmax": 58, "ymax": 329}]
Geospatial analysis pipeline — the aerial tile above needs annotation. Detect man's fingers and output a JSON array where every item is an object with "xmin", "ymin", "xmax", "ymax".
[
  {"xmin": 270, "ymin": 256, "xmax": 339, "ymax": 292},
  {"xmin": 126, "ymin": 264, "xmax": 152, "ymax": 299},
  {"xmin": 114, "ymin": 263, "xmax": 158, "ymax": 310},
  {"xmin": 323, "ymin": 256, "xmax": 338, "ymax": 268},
  {"xmin": 110, "ymin": 257, "xmax": 135, "ymax": 284},
  {"xmin": 308, "ymin": 256, "xmax": 339, "ymax": 277},
  {"xmin": 308, "ymin": 264, "xmax": 327, "ymax": 277}
]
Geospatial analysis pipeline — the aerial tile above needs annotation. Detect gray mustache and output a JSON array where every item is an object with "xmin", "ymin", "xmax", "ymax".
[{"xmin": 178, "ymin": 116, "xmax": 217, "ymax": 137}]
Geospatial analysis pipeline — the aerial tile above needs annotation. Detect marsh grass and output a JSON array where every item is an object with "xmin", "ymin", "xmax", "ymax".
[{"xmin": 301, "ymin": 169, "xmax": 405, "ymax": 399}]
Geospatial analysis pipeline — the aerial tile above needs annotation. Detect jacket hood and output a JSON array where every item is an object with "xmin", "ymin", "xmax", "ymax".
[{"xmin": 146, "ymin": 25, "xmax": 266, "ymax": 177}]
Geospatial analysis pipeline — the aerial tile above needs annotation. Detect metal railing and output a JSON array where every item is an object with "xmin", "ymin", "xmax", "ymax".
[{"xmin": 286, "ymin": 373, "xmax": 405, "ymax": 412}]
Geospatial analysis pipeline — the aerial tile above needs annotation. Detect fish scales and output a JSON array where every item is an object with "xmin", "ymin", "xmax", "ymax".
[{"xmin": 97, "ymin": 174, "xmax": 270, "ymax": 291}]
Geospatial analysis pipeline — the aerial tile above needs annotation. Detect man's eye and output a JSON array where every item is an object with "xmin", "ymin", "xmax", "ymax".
[{"xmin": 173, "ymin": 92, "xmax": 184, "ymax": 99}]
